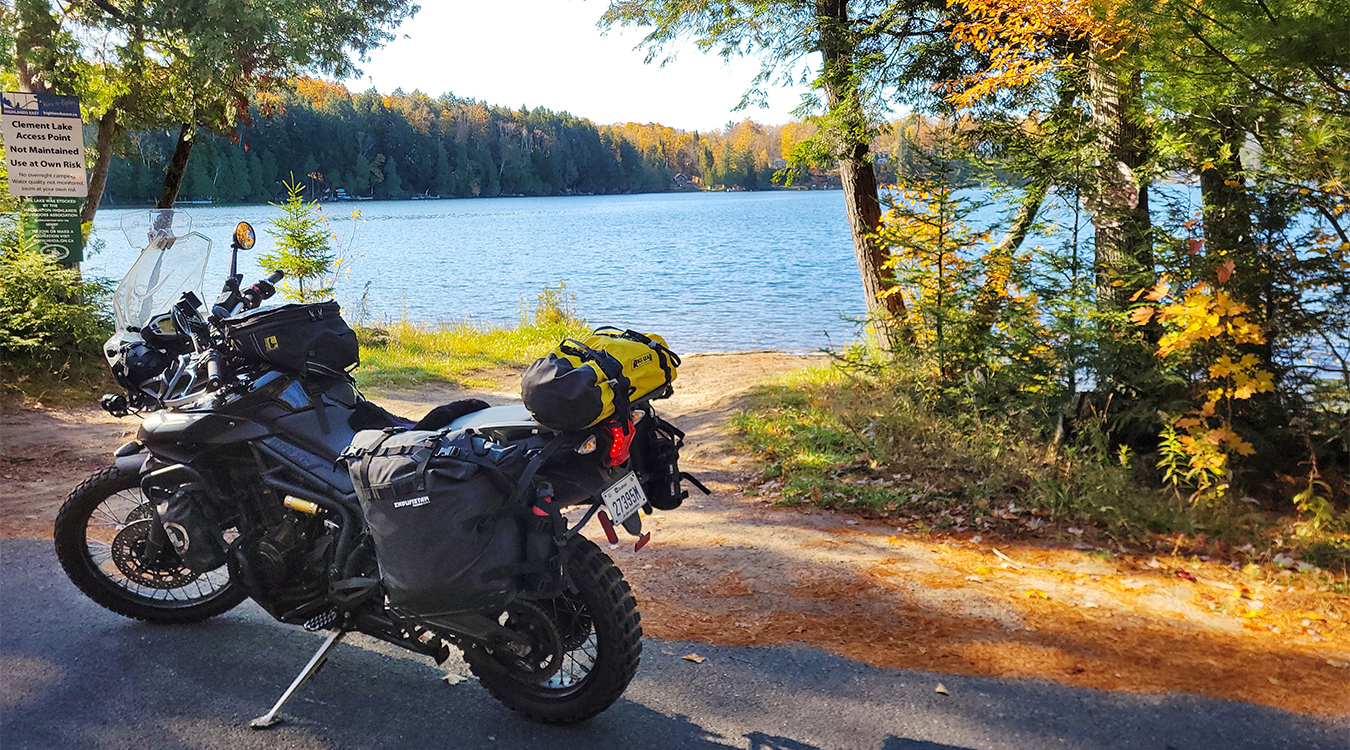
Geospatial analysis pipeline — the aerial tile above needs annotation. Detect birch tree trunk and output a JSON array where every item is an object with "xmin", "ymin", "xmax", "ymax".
[{"xmin": 1088, "ymin": 41, "xmax": 1155, "ymax": 394}]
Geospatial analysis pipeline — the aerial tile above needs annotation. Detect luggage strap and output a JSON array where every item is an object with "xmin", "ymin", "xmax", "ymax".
[
  {"xmin": 463, "ymin": 433, "xmax": 568, "ymax": 533},
  {"xmin": 559, "ymin": 338, "xmax": 631, "ymax": 417},
  {"xmin": 355, "ymin": 427, "xmax": 405, "ymax": 500},
  {"xmin": 593, "ymin": 326, "xmax": 681, "ymax": 386}
]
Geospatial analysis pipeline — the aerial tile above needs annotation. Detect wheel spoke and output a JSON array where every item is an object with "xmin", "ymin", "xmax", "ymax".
[{"xmin": 82, "ymin": 486, "xmax": 231, "ymax": 606}]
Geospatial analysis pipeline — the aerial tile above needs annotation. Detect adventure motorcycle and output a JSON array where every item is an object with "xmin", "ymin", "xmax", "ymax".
[{"xmin": 54, "ymin": 210, "xmax": 704, "ymax": 727}]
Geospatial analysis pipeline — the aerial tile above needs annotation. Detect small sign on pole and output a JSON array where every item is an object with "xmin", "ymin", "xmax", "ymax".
[
  {"xmin": 24, "ymin": 196, "xmax": 84, "ymax": 263},
  {"xmin": 2, "ymin": 92, "xmax": 88, "ymax": 264}
]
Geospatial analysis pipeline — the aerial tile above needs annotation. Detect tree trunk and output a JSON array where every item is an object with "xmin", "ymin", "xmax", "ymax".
[
  {"xmin": 1088, "ymin": 41, "xmax": 1155, "ymax": 396},
  {"xmin": 1196, "ymin": 103, "xmax": 1283, "ymax": 431},
  {"xmin": 157, "ymin": 124, "xmax": 195, "ymax": 208},
  {"xmin": 1089, "ymin": 44, "xmax": 1152, "ymax": 309},
  {"xmin": 80, "ymin": 108, "xmax": 119, "ymax": 225},
  {"xmin": 13, "ymin": 0, "xmax": 58, "ymax": 95},
  {"xmin": 816, "ymin": 0, "xmax": 908, "ymax": 348}
]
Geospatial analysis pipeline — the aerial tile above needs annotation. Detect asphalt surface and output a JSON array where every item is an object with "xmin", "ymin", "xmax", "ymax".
[{"xmin": 1, "ymin": 538, "xmax": 1345, "ymax": 750}]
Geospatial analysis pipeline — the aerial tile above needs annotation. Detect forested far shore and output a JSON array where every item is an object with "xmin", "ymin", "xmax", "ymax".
[
  {"xmin": 98, "ymin": 79, "xmax": 910, "ymax": 205},
  {"xmin": 95, "ymin": 79, "xmax": 975, "ymax": 205}
]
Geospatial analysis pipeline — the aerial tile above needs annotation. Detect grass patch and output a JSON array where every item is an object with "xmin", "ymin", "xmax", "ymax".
[
  {"xmin": 353, "ymin": 280, "xmax": 587, "ymax": 389},
  {"xmin": 730, "ymin": 359, "xmax": 1347, "ymax": 563},
  {"xmin": 354, "ymin": 317, "xmax": 588, "ymax": 389}
]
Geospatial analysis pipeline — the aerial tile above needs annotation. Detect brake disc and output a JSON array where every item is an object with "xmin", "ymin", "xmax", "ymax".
[
  {"xmin": 497, "ymin": 601, "xmax": 565, "ymax": 684},
  {"xmin": 124, "ymin": 502, "xmax": 155, "ymax": 524},
  {"xmin": 109, "ymin": 519, "xmax": 198, "ymax": 590}
]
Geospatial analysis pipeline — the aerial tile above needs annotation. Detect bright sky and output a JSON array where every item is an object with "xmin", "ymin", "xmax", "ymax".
[{"xmin": 341, "ymin": 0, "xmax": 812, "ymax": 132}]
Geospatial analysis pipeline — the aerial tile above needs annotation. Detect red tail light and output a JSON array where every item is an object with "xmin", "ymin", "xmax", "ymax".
[{"xmin": 606, "ymin": 419, "xmax": 634, "ymax": 466}]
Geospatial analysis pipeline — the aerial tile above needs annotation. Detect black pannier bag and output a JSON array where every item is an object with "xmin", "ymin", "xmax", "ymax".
[
  {"xmin": 223, "ymin": 301, "xmax": 358, "ymax": 380},
  {"xmin": 632, "ymin": 414, "xmax": 688, "ymax": 510},
  {"xmin": 340, "ymin": 427, "xmax": 563, "ymax": 615}
]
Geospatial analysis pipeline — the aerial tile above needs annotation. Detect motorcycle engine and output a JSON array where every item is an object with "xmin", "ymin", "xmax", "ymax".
[
  {"xmin": 249, "ymin": 515, "xmax": 306, "ymax": 591},
  {"xmin": 232, "ymin": 512, "xmax": 335, "ymax": 618}
]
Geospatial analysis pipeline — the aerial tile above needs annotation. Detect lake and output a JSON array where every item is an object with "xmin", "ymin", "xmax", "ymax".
[{"xmin": 89, "ymin": 191, "xmax": 870, "ymax": 353}]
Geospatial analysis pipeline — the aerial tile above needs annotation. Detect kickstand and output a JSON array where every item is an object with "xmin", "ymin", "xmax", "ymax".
[{"xmin": 249, "ymin": 628, "xmax": 347, "ymax": 729}]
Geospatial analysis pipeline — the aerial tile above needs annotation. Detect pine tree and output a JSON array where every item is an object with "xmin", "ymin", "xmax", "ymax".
[
  {"xmin": 259, "ymin": 179, "xmax": 336, "ymax": 303},
  {"xmin": 378, "ymin": 156, "xmax": 403, "ymax": 197},
  {"xmin": 350, "ymin": 154, "xmax": 372, "ymax": 195}
]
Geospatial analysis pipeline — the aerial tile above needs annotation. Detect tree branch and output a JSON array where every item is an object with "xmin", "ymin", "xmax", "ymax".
[
  {"xmin": 88, "ymin": 0, "xmax": 127, "ymax": 23},
  {"xmin": 1179, "ymin": 19, "xmax": 1310, "ymax": 110}
]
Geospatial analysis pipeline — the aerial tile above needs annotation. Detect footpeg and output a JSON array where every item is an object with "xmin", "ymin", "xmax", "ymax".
[{"xmin": 303, "ymin": 610, "xmax": 338, "ymax": 632}]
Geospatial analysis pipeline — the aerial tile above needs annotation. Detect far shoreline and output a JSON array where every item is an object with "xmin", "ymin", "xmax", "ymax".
[{"xmin": 93, "ymin": 186, "xmax": 844, "ymax": 211}]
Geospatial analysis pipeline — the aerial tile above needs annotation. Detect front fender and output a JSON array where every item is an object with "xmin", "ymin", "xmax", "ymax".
[{"xmin": 115, "ymin": 451, "xmax": 148, "ymax": 476}]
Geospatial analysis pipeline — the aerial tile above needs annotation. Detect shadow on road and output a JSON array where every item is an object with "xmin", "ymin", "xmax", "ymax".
[{"xmin": 3, "ymin": 539, "xmax": 1346, "ymax": 750}]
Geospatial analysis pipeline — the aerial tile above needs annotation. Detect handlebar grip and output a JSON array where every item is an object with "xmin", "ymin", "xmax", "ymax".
[
  {"xmin": 267, "ymin": 270, "xmax": 284, "ymax": 283},
  {"xmin": 206, "ymin": 351, "xmax": 223, "ymax": 389}
]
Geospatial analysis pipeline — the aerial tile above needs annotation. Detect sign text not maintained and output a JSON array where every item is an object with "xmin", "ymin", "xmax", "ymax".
[{"xmin": 2, "ymin": 92, "xmax": 87, "ymax": 198}]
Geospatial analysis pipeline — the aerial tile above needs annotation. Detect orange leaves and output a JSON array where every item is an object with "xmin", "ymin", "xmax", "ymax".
[
  {"xmin": 1127, "ymin": 278, "xmax": 1172, "ymax": 324},
  {"xmin": 1152, "ymin": 287, "xmax": 1266, "ymax": 359},
  {"xmin": 1216, "ymin": 259, "xmax": 1236, "ymax": 283},
  {"xmin": 1129, "ymin": 306, "xmax": 1155, "ymax": 325},
  {"xmin": 944, "ymin": 0, "xmax": 1132, "ymax": 106},
  {"xmin": 292, "ymin": 77, "xmax": 352, "ymax": 109}
]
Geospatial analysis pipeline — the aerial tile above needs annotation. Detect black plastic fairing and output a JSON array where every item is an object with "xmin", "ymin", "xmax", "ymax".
[{"xmin": 138, "ymin": 411, "xmax": 272, "ymax": 446}]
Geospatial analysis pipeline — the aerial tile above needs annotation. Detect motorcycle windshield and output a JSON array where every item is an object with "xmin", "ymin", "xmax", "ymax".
[{"xmin": 112, "ymin": 210, "xmax": 212, "ymax": 332}]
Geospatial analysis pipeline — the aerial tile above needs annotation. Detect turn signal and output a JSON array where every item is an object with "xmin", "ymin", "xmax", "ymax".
[{"xmin": 606, "ymin": 420, "xmax": 634, "ymax": 466}]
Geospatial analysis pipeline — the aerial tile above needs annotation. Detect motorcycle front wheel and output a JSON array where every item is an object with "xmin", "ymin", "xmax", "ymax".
[
  {"xmin": 54, "ymin": 464, "xmax": 247, "ymax": 624},
  {"xmin": 463, "ymin": 536, "xmax": 642, "ymax": 724}
]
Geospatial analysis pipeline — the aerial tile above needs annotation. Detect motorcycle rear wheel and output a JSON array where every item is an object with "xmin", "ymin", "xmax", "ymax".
[
  {"xmin": 54, "ymin": 464, "xmax": 247, "ymax": 624},
  {"xmin": 464, "ymin": 536, "xmax": 642, "ymax": 724}
]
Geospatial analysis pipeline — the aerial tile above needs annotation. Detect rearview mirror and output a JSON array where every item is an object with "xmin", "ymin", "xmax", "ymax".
[{"xmin": 233, "ymin": 222, "xmax": 256, "ymax": 250}]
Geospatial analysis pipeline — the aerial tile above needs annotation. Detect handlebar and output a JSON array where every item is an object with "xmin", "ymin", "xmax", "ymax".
[
  {"xmin": 241, "ymin": 270, "xmax": 284, "ymax": 311},
  {"xmin": 213, "ymin": 270, "xmax": 285, "ymax": 319},
  {"xmin": 205, "ymin": 349, "xmax": 224, "ymax": 390}
]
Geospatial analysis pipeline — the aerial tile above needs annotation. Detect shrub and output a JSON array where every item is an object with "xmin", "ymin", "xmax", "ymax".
[{"xmin": 0, "ymin": 236, "xmax": 114, "ymax": 399}]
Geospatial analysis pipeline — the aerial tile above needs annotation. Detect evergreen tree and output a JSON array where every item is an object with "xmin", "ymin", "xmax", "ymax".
[
  {"xmin": 377, "ymin": 156, "xmax": 403, "ymax": 197},
  {"xmin": 350, "ymin": 153, "xmax": 373, "ymax": 195},
  {"xmin": 259, "ymin": 181, "xmax": 336, "ymax": 302}
]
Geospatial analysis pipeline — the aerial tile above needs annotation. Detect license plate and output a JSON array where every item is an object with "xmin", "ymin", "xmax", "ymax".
[{"xmin": 601, "ymin": 472, "xmax": 646, "ymax": 525}]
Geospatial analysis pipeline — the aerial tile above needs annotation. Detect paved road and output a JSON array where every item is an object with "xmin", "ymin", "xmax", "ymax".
[{"xmin": 2, "ymin": 539, "xmax": 1344, "ymax": 750}]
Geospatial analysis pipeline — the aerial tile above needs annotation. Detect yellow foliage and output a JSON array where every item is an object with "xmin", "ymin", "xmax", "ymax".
[
  {"xmin": 1154, "ymin": 287, "xmax": 1266, "ymax": 358},
  {"xmin": 945, "ymin": 0, "xmax": 1132, "ymax": 106},
  {"xmin": 1144, "ymin": 282, "xmax": 1273, "ymax": 502}
]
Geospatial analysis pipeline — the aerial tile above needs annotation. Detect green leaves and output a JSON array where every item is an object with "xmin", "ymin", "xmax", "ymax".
[{"xmin": 259, "ymin": 179, "xmax": 338, "ymax": 303}]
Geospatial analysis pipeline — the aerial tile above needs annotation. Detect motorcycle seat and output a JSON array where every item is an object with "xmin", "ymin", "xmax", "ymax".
[{"xmin": 447, "ymin": 402, "xmax": 543, "ymax": 433}]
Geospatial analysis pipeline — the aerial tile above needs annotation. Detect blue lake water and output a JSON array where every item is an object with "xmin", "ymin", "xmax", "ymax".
[{"xmin": 89, "ymin": 191, "xmax": 871, "ymax": 353}]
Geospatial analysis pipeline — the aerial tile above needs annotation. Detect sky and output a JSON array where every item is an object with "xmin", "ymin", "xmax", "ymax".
[{"xmin": 341, "ymin": 0, "xmax": 813, "ymax": 132}]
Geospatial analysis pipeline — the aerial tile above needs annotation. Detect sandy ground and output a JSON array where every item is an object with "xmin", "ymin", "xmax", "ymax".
[{"xmin": 3, "ymin": 351, "xmax": 1347, "ymax": 719}]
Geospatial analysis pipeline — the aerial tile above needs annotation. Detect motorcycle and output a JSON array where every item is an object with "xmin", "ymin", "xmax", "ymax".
[{"xmin": 54, "ymin": 210, "xmax": 704, "ymax": 727}]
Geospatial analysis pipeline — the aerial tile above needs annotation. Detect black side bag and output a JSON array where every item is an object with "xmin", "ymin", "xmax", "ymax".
[
  {"xmin": 340, "ymin": 428, "xmax": 561, "ymax": 615},
  {"xmin": 223, "ymin": 301, "xmax": 359, "ymax": 380},
  {"xmin": 633, "ymin": 415, "xmax": 688, "ymax": 510}
]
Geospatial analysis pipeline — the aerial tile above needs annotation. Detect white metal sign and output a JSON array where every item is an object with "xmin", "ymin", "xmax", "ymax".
[{"xmin": 2, "ymin": 92, "xmax": 87, "ymax": 197}]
